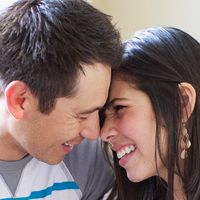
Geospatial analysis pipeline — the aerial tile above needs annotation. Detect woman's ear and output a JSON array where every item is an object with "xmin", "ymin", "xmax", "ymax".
[
  {"xmin": 178, "ymin": 82, "xmax": 196, "ymax": 122},
  {"xmin": 4, "ymin": 81, "xmax": 29, "ymax": 120}
]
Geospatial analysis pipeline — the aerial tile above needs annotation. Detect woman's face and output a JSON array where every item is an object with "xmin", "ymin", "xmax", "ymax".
[{"xmin": 101, "ymin": 78, "xmax": 167, "ymax": 182}]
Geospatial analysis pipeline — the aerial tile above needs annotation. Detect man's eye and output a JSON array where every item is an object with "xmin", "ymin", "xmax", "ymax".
[{"xmin": 79, "ymin": 116, "xmax": 88, "ymax": 120}]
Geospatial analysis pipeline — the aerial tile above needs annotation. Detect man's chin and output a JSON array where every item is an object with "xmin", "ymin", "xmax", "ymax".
[{"xmin": 37, "ymin": 156, "xmax": 64, "ymax": 165}]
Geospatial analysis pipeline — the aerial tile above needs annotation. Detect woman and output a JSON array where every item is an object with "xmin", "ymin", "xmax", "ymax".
[{"xmin": 101, "ymin": 27, "xmax": 200, "ymax": 200}]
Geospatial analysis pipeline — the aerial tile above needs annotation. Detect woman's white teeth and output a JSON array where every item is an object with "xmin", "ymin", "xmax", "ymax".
[{"xmin": 117, "ymin": 145, "xmax": 136, "ymax": 159}]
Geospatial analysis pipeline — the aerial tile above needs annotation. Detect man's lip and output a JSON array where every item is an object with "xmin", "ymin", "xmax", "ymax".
[
  {"xmin": 63, "ymin": 138, "xmax": 83, "ymax": 146},
  {"xmin": 62, "ymin": 144, "xmax": 73, "ymax": 153},
  {"xmin": 63, "ymin": 142, "xmax": 80, "ymax": 146}
]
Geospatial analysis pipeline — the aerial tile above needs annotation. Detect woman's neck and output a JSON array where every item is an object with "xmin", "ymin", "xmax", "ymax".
[
  {"xmin": 174, "ymin": 175, "xmax": 186, "ymax": 200},
  {"xmin": 159, "ymin": 171, "xmax": 186, "ymax": 200}
]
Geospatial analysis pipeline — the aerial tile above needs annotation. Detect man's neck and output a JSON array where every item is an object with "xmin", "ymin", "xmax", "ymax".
[{"xmin": 0, "ymin": 132, "xmax": 27, "ymax": 161}]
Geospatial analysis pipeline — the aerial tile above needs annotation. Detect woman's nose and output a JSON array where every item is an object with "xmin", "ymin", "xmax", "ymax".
[{"xmin": 100, "ymin": 118, "xmax": 118, "ymax": 142}]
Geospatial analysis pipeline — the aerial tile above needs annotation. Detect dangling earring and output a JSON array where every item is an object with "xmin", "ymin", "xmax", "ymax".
[
  {"xmin": 180, "ymin": 124, "xmax": 191, "ymax": 159},
  {"xmin": 107, "ymin": 142, "xmax": 113, "ymax": 151},
  {"xmin": 106, "ymin": 142, "xmax": 113, "ymax": 156}
]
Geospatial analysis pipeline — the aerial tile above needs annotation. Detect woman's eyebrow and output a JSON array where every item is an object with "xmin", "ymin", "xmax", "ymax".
[
  {"xmin": 109, "ymin": 97, "xmax": 128, "ymax": 104},
  {"xmin": 108, "ymin": 98, "xmax": 128, "ymax": 107}
]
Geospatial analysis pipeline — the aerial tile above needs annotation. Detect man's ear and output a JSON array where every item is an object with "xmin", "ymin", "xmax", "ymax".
[
  {"xmin": 5, "ymin": 81, "xmax": 29, "ymax": 120},
  {"xmin": 178, "ymin": 82, "xmax": 196, "ymax": 122}
]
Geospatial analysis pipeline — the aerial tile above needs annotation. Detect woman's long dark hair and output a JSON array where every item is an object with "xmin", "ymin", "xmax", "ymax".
[{"xmin": 105, "ymin": 27, "xmax": 200, "ymax": 200}]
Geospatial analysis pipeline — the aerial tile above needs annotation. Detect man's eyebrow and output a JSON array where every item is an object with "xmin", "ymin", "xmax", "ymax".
[{"xmin": 79, "ymin": 107, "xmax": 102, "ymax": 115}]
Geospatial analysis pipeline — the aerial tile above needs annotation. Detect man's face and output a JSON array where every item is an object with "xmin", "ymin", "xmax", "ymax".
[{"xmin": 6, "ymin": 63, "xmax": 111, "ymax": 164}]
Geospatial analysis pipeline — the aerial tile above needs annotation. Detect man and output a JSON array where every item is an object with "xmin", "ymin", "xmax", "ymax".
[{"xmin": 0, "ymin": 0, "xmax": 122, "ymax": 199}]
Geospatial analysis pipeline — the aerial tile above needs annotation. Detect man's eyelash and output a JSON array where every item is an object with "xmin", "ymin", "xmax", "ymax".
[
  {"xmin": 76, "ymin": 115, "xmax": 88, "ymax": 120},
  {"xmin": 79, "ymin": 116, "xmax": 88, "ymax": 120}
]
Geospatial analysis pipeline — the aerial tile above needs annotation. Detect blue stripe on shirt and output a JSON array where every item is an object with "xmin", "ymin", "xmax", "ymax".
[{"xmin": 1, "ymin": 181, "xmax": 79, "ymax": 200}]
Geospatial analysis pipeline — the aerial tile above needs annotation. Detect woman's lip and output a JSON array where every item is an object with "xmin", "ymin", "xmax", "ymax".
[
  {"xmin": 112, "ymin": 143, "xmax": 135, "ymax": 152},
  {"xmin": 118, "ymin": 149, "xmax": 136, "ymax": 167}
]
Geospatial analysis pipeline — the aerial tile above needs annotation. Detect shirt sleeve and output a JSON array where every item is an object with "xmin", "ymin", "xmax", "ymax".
[{"xmin": 64, "ymin": 138, "xmax": 114, "ymax": 200}]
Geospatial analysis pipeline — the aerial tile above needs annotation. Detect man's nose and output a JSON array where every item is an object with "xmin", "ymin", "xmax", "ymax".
[{"xmin": 80, "ymin": 113, "xmax": 100, "ymax": 140}]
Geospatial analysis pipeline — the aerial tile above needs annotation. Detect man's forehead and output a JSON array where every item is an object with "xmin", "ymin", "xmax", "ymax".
[{"xmin": 78, "ymin": 106, "xmax": 102, "ymax": 115}]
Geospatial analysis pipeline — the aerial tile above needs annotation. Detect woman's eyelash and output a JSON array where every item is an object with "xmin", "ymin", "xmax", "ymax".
[{"xmin": 113, "ymin": 105, "xmax": 126, "ymax": 111}]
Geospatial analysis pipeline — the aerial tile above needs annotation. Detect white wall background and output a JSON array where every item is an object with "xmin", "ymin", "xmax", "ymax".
[
  {"xmin": 91, "ymin": 0, "xmax": 200, "ymax": 41},
  {"xmin": 1, "ymin": 0, "xmax": 199, "ymax": 42},
  {"xmin": 0, "ymin": 0, "xmax": 16, "ymax": 11}
]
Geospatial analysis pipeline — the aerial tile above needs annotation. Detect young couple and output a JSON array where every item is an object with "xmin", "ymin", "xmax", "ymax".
[{"xmin": 1, "ymin": 1, "xmax": 200, "ymax": 200}]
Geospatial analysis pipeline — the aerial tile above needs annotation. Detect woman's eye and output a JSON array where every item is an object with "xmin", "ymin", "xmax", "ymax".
[{"xmin": 113, "ymin": 105, "xmax": 126, "ymax": 112}]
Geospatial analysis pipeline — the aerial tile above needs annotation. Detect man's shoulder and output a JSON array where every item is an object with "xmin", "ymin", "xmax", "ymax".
[{"xmin": 63, "ymin": 139, "xmax": 114, "ymax": 199}]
